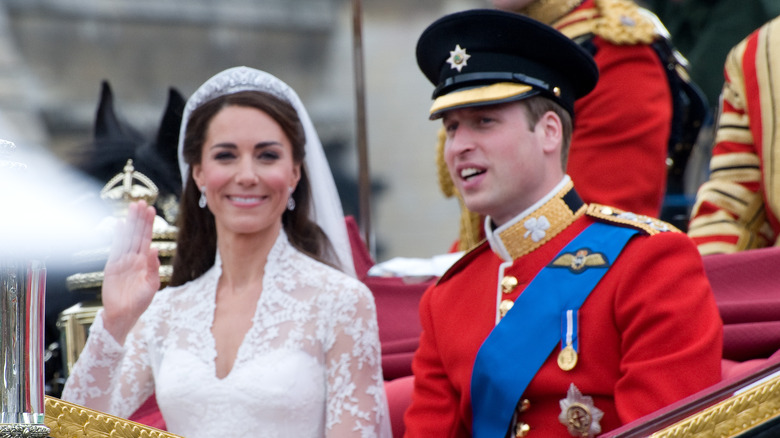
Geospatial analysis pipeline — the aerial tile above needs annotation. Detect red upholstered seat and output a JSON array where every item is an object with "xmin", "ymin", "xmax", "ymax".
[
  {"xmin": 128, "ymin": 393, "xmax": 166, "ymax": 430},
  {"xmin": 701, "ymin": 246, "xmax": 780, "ymax": 379},
  {"xmin": 346, "ymin": 216, "xmax": 431, "ymax": 381}
]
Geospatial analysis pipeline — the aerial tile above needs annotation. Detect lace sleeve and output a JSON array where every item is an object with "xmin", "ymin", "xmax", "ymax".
[
  {"xmin": 323, "ymin": 281, "xmax": 391, "ymax": 438},
  {"xmin": 60, "ymin": 309, "xmax": 155, "ymax": 418}
]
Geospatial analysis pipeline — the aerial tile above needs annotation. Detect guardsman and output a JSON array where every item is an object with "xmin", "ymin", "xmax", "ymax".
[
  {"xmin": 404, "ymin": 10, "xmax": 722, "ymax": 437},
  {"xmin": 688, "ymin": 15, "xmax": 780, "ymax": 255}
]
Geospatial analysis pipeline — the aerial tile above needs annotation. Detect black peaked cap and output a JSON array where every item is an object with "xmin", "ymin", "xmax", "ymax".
[{"xmin": 416, "ymin": 9, "xmax": 599, "ymax": 117}]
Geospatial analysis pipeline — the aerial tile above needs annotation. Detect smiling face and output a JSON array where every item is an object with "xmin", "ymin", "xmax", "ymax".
[
  {"xmin": 192, "ymin": 105, "xmax": 301, "ymax": 239},
  {"xmin": 442, "ymin": 101, "xmax": 564, "ymax": 226}
]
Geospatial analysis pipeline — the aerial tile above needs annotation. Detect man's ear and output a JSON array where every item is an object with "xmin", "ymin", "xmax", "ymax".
[{"xmin": 538, "ymin": 111, "xmax": 563, "ymax": 153}]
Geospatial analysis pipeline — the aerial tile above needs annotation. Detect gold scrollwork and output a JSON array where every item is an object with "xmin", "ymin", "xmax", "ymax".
[
  {"xmin": 651, "ymin": 373, "xmax": 780, "ymax": 438},
  {"xmin": 45, "ymin": 396, "xmax": 183, "ymax": 438}
]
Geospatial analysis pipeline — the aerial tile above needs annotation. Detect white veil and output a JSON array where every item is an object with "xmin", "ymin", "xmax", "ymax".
[{"xmin": 177, "ymin": 66, "xmax": 355, "ymax": 277}]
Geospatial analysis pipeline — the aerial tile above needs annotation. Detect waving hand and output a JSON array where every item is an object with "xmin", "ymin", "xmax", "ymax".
[{"xmin": 101, "ymin": 200, "xmax": 161, "ymax": 345}]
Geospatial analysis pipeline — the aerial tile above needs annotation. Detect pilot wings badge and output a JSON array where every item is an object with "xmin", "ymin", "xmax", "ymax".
[
  {"xmin": 550, "ymin": 248, "xmax": 608, "ymax": 273},
  {"xmin": 559, "ymin": 383, "xmax": 604, "ymax": 437}
]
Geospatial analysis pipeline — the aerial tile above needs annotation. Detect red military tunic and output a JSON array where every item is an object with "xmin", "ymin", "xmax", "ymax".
[
  {"xmin": 688, "ymin": 16, "xmax": 780, "ymax": 254},
  {"xmin": 404, "ymin": 180, "xmax": 722, "ymax": 437},
  {"xmin": 557, "ymin": 0, "xmax": 672, "ymax": 217}
]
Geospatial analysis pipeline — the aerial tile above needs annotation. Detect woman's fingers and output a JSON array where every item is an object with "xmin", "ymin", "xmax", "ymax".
[
  {"xmin": 107, "ymin": 201, "xmax": 158, "ymax": 265},
  {"xmin": 139, "ymin": 203, "xmax": 156, "ymax": 253},
  {"xmin": 128, "ymin": 201, "xmax": 148, "ymax": 255}
]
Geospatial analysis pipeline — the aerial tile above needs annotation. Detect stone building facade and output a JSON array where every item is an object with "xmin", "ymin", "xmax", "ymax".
[{"xmin": 0, "ymin": 0, "xmax": 480, "ymax": 260}]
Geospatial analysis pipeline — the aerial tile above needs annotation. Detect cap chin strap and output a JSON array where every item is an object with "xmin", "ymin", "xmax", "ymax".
[{"xmin": 433, "ymin": 71, "xmax": 550, "ymax": 99}]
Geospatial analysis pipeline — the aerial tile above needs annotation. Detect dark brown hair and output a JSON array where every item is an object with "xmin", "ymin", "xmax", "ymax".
[
  {"xmin": 520, "ymin": 96, "xmax": 573, "ymax": 170},
  {"xmin": 170, "ymin": 90, "xmax": 338, "ymax": 286}
]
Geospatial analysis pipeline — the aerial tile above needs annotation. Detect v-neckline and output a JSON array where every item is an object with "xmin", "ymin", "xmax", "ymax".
[{"xmin": 207, "ymin": 267, "xmax": 269, "ymax": 381}]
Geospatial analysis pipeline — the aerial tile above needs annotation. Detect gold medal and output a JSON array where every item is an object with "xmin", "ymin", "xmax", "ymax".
[{"xmin": 557, "ymin": 344, "xmax": 578, "ymax": 371}]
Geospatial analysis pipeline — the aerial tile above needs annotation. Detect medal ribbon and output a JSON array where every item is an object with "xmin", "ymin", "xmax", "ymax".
[
  {"xmin": 471, "ymin": 222, "xmax": 638, "ymax": 438},
  {"xmin": 563, "ymin": 309, "xmax": 578, "ymax": 352}
]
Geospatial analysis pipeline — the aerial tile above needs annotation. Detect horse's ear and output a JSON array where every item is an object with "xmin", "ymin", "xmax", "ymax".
[
  {"xmin": 154, "ymin": 87, "xmax": 186, "ymax": 184},
  {"xmin": 94, "ymin": 80, "xmax": 121, "ymax": 141},
  {"xmin": 94, "ymin": 80, "xmax": 144, "ymax": 143}
]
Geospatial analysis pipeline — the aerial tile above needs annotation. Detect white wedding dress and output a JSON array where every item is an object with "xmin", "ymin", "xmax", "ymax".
[{"xmin": 62, "ymin": 231, "xmax": 391, "ymax": 438}]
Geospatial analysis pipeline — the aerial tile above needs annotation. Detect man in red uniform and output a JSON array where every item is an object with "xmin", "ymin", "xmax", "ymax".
[
  {"xmin": 404, "ymin": 10, "xmax": 722, "ymax": 437},
  {"xmin": 440, "ymin": 0, "xmax": 678, "ymax": 251},
  {"xmin": 688, "ymin": 15, "xmax": 780, "ymax": 255}
]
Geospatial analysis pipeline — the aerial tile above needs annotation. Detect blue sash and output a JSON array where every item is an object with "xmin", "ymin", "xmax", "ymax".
[{"xmin": 471, "ymin": 222, "xmax": 638, "ymax": 437}]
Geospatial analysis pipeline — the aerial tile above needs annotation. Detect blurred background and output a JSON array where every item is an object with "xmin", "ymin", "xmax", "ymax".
[
  {"xmin": 0, "ymin": 0, "xmax": 491, "ymax": 262},
  {"xmin": 3, "ymin": 0, "xmax": 780, "ymax": 261}
]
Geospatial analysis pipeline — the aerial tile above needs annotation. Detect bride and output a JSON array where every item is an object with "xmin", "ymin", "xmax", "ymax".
[{"xmin": 62, "ymin": 66, "xmax": 391, "ymax": 438}]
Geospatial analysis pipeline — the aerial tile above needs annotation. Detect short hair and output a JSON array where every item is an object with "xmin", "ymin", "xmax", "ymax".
[{"xmin": 520, "ymin": 96, "xmax": 573, "ymax": 171}]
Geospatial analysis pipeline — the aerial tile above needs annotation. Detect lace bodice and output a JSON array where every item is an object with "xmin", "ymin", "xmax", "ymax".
[{"xmin": 62, "ymin": 232, "xmax": 391, "ymax": 438}]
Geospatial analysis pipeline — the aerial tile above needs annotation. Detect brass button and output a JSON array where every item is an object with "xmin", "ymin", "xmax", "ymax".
[
  {"xmin": 518, "ymin": 398, "xmax": 530, "ymax": 413},
  {"xmin": 514, "ymin": 421, "xmax": 530, "ymax": 437},
  {"xmin": 501, "ymin": 275, "xmax": 519, "ymax": 294},
  {"xmin": 499, "ymin": 299, "xmax": 514, "ymax": 318}
]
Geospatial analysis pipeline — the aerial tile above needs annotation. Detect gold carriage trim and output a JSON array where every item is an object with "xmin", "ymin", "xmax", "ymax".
[
  {"xmin": 649, "ymin": 372, "xmax": 780, "ymax": 437},
  {"xmin": 586, "ymin": 204, "xmax": 679, "ymax": 235},
  {"xmin": 66, "ymin": 265, "xmax": 173, "ymax": 292},
  {"xmin": 45, "ymin": 396, "xmax": 183, "ymax": 438}
]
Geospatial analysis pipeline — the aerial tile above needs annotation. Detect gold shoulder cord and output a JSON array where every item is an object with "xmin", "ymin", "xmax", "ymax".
[{"xmin": 586, "ymin": 204, "xmax": 680, "ymax": 235}]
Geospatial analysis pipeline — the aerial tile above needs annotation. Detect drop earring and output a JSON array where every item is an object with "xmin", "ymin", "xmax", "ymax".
[
  {"xmin": 198, "ymin": 186, "xmax": 207, "ymax": 208},
  {"xmin": 287, "ymin": 187, "xmax": 296, "ymax": 211}
]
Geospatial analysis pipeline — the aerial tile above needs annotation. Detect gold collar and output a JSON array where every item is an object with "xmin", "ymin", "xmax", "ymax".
[{"xmin": 488, "ymin": 180, "xmax": 586, "ymax": 261}]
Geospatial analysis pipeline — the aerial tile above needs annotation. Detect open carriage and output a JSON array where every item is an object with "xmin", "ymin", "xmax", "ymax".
[
  {"xmin": 45, "ymin": 212, "xmax": 780, "ymax": 437},
  {"xmin": 13, "ymin": 75, "xmax": 780, "ymax": 438}
]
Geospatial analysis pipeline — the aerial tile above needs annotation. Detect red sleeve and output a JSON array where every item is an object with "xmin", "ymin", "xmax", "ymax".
[
  {"xmin": 566, "ymin": 38, "xmax": 672, "ymax": 217},
  {"xmin": 612, "ymin": 231, "xmax": 722, "ymax": 422},
  {"xmin": 403, "ymin": 286, "xmax": 466, "ymax": 437}
]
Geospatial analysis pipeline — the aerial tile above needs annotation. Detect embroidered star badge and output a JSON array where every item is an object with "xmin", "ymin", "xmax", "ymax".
[
  {"xmin": 558, "ymin": 383, "xmax": 604, "ymax": 437},
  {"xmin": 446, "ymin": 44, "xmax": 470, "ymax": 72},
  {"xmin": 550, "ymin": 248, "xmax": 608, "ymax": 273}
]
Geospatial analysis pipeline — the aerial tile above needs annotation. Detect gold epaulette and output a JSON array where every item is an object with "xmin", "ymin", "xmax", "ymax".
[
  {"xmin": 554, "ymin": 0, "xmax": 658, "ymax": 46},
  {"xmin": 586, "ymin": 204, "xmax": 680, "ymax": 235}
]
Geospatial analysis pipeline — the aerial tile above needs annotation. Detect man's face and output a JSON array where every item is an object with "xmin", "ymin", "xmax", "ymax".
[{"xmin": 441, "ymin": 101, "xmax": 560, "ymax": 226}]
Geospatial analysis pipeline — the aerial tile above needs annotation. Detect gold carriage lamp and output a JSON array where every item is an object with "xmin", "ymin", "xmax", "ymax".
[{"xmin": 100, "ymin": 159, "xmax": 159, "ymax": 211}]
